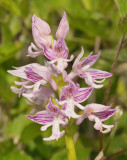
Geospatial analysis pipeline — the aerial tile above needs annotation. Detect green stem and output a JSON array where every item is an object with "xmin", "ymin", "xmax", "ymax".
[{"xmin": 65, "ymin": 122, "xmax": 77, "ymax": 160}]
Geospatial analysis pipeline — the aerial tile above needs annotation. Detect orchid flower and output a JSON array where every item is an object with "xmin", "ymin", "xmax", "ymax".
[
  {"xmin": 58, "ymin": 81, "xmax": 93, "ymax": 119},
  {"xmin": 23, "ymin": 86, "xmax": 54, "ymax": 106},
  {"xmin": 28, "ymin": 14, "xmax": 52, "ymax": 57},
  {"xmin": 26, "ymin": 99, "xmax": 67, "ymax": 141},
  {"xmin": 28, "ymin": 12, "xmax": 70, "ymax": 59},
  {"xmin": 43, "ymin": 38, "xmax": 74, "ymax": 73},
  {"xmin": 76, "ymin": 103, "xmax": 116, "ymax": 133},
  {"xmin": 66, "ymin": 47, "xmax": 112, "ymax": 88},
  {"xmin": 8, "ymin": 63, "xmax": 57, "ymax": 91}
]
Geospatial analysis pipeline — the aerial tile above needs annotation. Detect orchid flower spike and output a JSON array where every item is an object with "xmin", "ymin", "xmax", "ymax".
[
  {"xmin": 26, "ymin": 99, "xmax": 68, "ymax": 141},
  {"xmin": 76, "ymin": 103, "xmax": 116, "ymax": 133},
  {"xmin": 58, "ymin": 81, "xmax": 93, "ymax": 119},
  {"xmin": 66, "ymin": 47, "xmax": 112, "ymax": 88}
]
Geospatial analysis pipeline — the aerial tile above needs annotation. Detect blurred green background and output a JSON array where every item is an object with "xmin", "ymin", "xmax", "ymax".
[{"xmin": 0, "ymin": 0, "xmax": 127, "ymax": 159}]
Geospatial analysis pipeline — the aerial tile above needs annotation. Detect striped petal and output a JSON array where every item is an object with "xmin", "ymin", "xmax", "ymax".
[
  {"xmin": 81, "ymin": 51, "xmax": 101, "ymax": 68},
  {"xmin": 32, "ymin": 14, "xmax": 51, "ymax": 35},
  {"xmin": 56, "ymin": 12, "xmax": 69, "ymax": 39},
  {"xmin": 86, "ymin": 68, "xmax": 112, "ymax": 79},
  {"xmin": 74, "ymin": 87, "xmax": 93, "ymax": 103},
  {"xmin": 26, "ymin": 111, "xmax": 54, "ymax": 124},
  {"xmin": 43, "ymin": 45, "xmax": 56, "ymax": 60}
]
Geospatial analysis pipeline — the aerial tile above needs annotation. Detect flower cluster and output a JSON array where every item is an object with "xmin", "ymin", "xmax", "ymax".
[{"xmin": 8, "ymin": 12, "xmax": 116, "ymax": 141}]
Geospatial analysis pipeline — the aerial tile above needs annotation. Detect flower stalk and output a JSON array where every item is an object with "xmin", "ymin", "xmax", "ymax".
[
  {"xmin": 65, "ymin": 121, "xmax": 77, "ymax": 160},
  {"xmin": 104, "ymin": 34, "xmax": 125, "ymax": 105}
]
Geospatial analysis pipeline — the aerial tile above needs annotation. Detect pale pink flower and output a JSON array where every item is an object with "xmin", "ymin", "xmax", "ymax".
[
  {"xmin": 26, "ymin": 99, "xmax": 68, "ymax": 141},
  {"xmin": 58, "ymin": 81, "xmax": 93, "ymax": 119},
  {"xmin": 8, "ymin": 63, "xmax": 57, "ymax": 91},
  {"xmin": 76, "ymin": 103, "xmax": 116, "ymax": 133},
  {"xmin": 66, "ymin": 47, "xmax": 112, "ymax": 88}
]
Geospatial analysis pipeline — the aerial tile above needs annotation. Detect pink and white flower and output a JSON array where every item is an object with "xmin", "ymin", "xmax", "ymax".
[
  {"xmin": 66, "ymin": 47, "xmax": 112, "ymax": 88},
  {"xmin": 28, "ymin": 12, "xmax": 70, "ymax": 60},
  {"xmin": 26, "ymin": 99, "xmax": 67, "ymax": 141},
  {"xmin": 8, "ymin": 63, "xmax": 57, "ymax": 91},
  {"xmin": 23, "ymin": 86, "xmax": 54, "ymax": 106},
  {"xmin": 76, "ymin": 103, "xmax": 116, "ymax": 133},
  {"xmin": 59, "ymin": 81, "xmax": 93, "ymax": 119},
  {"xmin": 43, "ymin": 38, "xmax": 74, "ymax": 73}
]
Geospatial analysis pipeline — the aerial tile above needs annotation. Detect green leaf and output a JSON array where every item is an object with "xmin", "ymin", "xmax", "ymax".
[
  {"xmin": 5, "ymin": 114, "xmax": 32, "ymax": 143},
  {"xmin": 76, "ymin": 140, "xmax": 91, "ymax": 160},
  {"xmin": 51, "ymin": 149, "xmax": 67, "ymax": 160},
  {"xmin": 21, "ymin": 123, "xmax": 41, "ymax": 142},
  {"xmin": 118, "ymin": 15, "xmax": 127, "ymax": 33},
  {"xmin": 0, "ymin": 43, "xmax": 22, "ymax": 64},
  {"xmin": 0, "ymin": 68, "xmax": 15, "ymax": 102},
  {"xmin": 115, "ymin": 0, "xmax": 127, "ymax": 17},
  {"xmin": 0, "ymin": 151, "xmax": 33, "ymax": 160},
  {"xmin": 0, "ymin": 0, "xmax": 21, "ymax": 16},
  {"xmin": 9, "ymin": 16, "xmax": 21, "ymax": 36},
  {"xmin": 1, "ymin": 23, "xmax": 13, "ymax": 43}
]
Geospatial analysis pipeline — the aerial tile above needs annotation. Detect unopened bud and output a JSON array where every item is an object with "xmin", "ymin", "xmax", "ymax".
[{"xmin": 114, "ymin": 106, "xmax": 123, "ymax": 122}]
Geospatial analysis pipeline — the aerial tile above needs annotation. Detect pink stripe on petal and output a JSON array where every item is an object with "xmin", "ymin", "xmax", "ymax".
[
  {"xmin": 56, "ymin": 12, "xmax": 69, "ymax": 39},
  {"xmin": 81, "ymin": 51, "xmax": 101, "ymax": 67},
  {"xmin": 43, "ymin": 45, "xmax": 56, "ymax": 60},
  {"xmin": 32, "ymin": 14, "xmax": 51, "ymax": 35},
  {"xmin": 54, "ymin": 39, "xmax": 68, "ymax": 59},
  {"xmin": 24, "ymin": 67, "xmax": 42, "ymax": 83},
  {"xmin": 94, "ymin": 109, "xmax": 116, "ymax": 120},
  {"xmin": 26, "ymin": 111, "xmax": 53, "ymax": 124},
  {"xmin": 87, "ymin": 68, "xmax": 112, "ymax": 79},
  {"xmin": 74, "ymin": 87, "xmax": 93, "ymax": 103}
]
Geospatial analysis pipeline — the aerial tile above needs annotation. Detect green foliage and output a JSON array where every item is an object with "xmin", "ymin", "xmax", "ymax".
[
  {"xmin": 0, "ymin": 151, "xmax": 33, "ymax": 160},
  {"xmin": 115, "ymin": 0, "xmax": 127, "ymax": 17}
]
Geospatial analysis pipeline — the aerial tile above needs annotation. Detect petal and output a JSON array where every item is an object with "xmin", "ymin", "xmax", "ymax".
[
  {"xmin": 49, "ymin": 79, "xmax": 57, "ymax": 91},
  {"xmin": 31, "ymin": 64, "xmax": 51, "ymax": 81},
  {"xmin": 54, "ymin": 39, "xmax": 68, "ymax": 59},
  {"xmin": 94, "ymin": 109, "xmax": 116, "ymax": 121},
  {"xmin": 23, "ymin": 86, "xmax": 55, "ymax": 105},
  {"xmin": 86, "ymin": 68, "xmax": 112, "ymax": 79},
  {"xmin": 74, "ymin": 87, "xmax": 93, "ymax": 103},
  {"xmin": 28, "ymin": 43, "xmax": 43, "ymax": 58},
  {"xmin": 11, "ymin": 86, "xmax": 25, "ymax": 96},
  {"xmin": 24, "ymin": 67, "xmax": 42, "ymax": 83},
  {"xmin": 43, "ymin": 45, "xmax": 56, "ymax": 60},
  {"xmin": 94, "ymin": 116, "xmax": 103, "ymax": 131},
  {"xmin": 80, "ymin": 72, "xmax": 104, "ymax": 88},
  {"xmin": 61, "ymin": 100, "xmax": 81, "ymax": 119},
  {"xmin": 81, "ymin": 51, "xmax": 101, "ymax": 68},
  {"xmin": 8, "ymin": 68, "xmax": 27, "ymax": 79},
  {"xmin": 32, "ymin": 25, "xmax": 52, "ymax": 48},
  {"xmin": 76, "ymin": 115, "xmax": 86, "ymax": 125},
  {"xmin": 46, "ymin": 99, "xmax": 61, "ymax": 116},
  {"xmin": 101, "ymin": 124, "xmax": 114, "ymax": 133},
  {"xmin": 74, "ymin": 102, "xmax": 85, "ymax": 110},
  {"xmin": 26, "ymin": 110, "xmax": 54, "ymax": 124},
  {"xmin": 32, "ymin": 14, "xmax": 51, "ymax": 35},
  {"xmin": 56, "ymin": 12, "xmax": 69, "ymax": 39},
  {"xmin": 41, "ymin": 124, "xmax": 52, "ymax": 131},
  {"xmin": 73, "ymin": 47, "xmax": 84, "ymax": 69},
  {"xmin": 85, "ymin": 103, "xmax": 111, "ymax": 113},
  {"xmin": 43, "ymin": 119, "xmax": 65, "ymax": 141}
]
